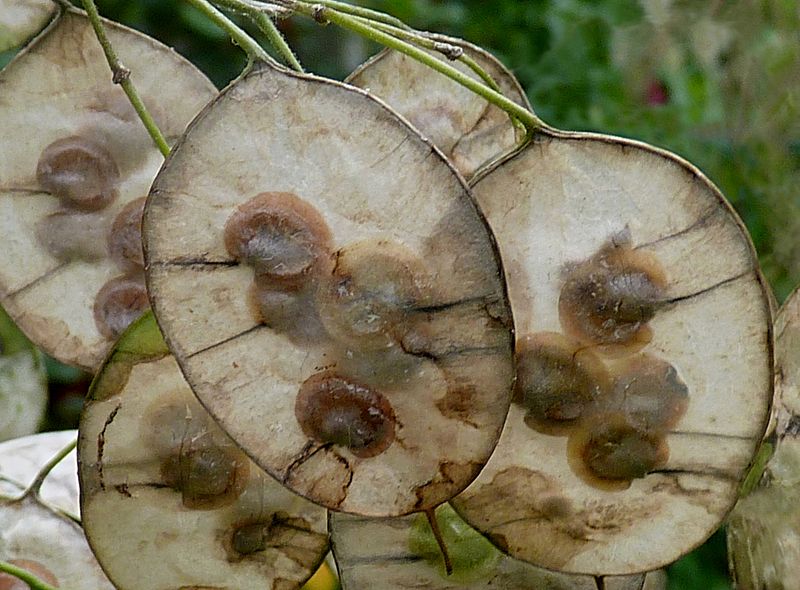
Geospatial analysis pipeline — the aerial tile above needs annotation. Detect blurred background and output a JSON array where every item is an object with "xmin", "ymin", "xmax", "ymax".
[{"xmin": 2, "ymin": 0, "xmax": 798, "ymax": 588}]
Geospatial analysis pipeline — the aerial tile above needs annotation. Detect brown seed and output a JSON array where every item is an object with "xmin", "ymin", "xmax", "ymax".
[
  {"xmin": 108, "ymin": 197, "xmax": 146, "ymax": 271},
  {"xmin": 567, "ymin": 414, "xmax": 668, "ymax": 490},
  {"xmin": 160, "ymin": 439, "xmax": 249, "ymax": 510},
  {"xmin": 316, "ymin": 240, "xmax": 429, "ymax": 351},
  {"xmin": 559, "ymin": 238, "xmax": 667, "ymax": 353},
  {"xmin": 0, "ymin": 559, "xmax": 59, "ymax": 589},
  {"xmin": 224, "ymin": 192, "xmax": 333, "ymax": 289},
  {"xmin": 34, "ymin": 209, "xmax": 111, "ymax": 262},
  {"xmin": 249, "ymin": 279, "xmax": 327, "ymax": 344},
  {"xmin": 36, "ymin": 136, "xmax": 120, "ymax": 211},
  {"xmin": 605, "ymin": 355, "xmax": 689, "ymax": 434},
  {"xmin": 93, "ymin": 275, "xmax": 149, "ymax": 340},
  {"xmin": 295, "ymin": 371, "xmax": 396, "ymax": 458},
  {"xmin": 514, "ymin": 332, "xmax": 610, "ymax": 435}
]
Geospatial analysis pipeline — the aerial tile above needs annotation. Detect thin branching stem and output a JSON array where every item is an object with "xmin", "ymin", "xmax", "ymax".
[
  {"xmin": 79, "ymin": 0, "xmax": 171, "ymax": 156},
  {"xmin": 0, "ymin": 562, "xmax": 60, "ymax": 590},
  {"xmin": 21, "ymin": 438, "xmax": 77, "ymax": 501},
  {"xmin": 304, "ymin": 3, "xmax": 547, "ymax": 135},
  {"xmin": 297, "ymin": 0, "xmax": 411, "ymax": 30},
  {"xmin": 213, "ymin": 0, "xmax": 302, "ymax": 70},
  {"xmin": 349, "ymin": 15, "xmax": 502, "ymax": 93},
  {"xmin": 187, "ymin": 0, "xmax": 274, "ymax": 64}
]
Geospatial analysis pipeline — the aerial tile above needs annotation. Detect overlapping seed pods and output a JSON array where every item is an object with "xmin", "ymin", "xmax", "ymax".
[
  {"xmin": 0, "ymin": 0, "xmax": 56, "ymax": 52},
  {"xmin": 143, "ymin": 62, "xmax": 515, "ymax": 517},
  {"xmin": 446, "ymin": 133, "xmax": 773, "ymax": 574},
  {"xmin": 346, "ymin": 35, "xmax": 530, "ymax": 180},
  {"xmin": 78, "ymin": 312, "xmax": 329, "ymax": 590},
  {"xmin": 727, "ymin": 286, "xmax": 800, "ymax": 589},
  {"xmin": 0, "ymin": 308, "xmax": 47, "ymax": 442},
  {"xmin": 330, "ymin": 504, "xmax": 667, "ymax": 590},
  {"xmin": 0, "ymin": 431, "xmax": 114, "ymax": 590},
  {"xmin": 0, "ymin": 7, "xmax": 216, "ymax": 370}
]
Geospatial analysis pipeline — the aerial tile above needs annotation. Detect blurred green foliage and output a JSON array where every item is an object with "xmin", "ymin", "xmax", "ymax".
[{"xmin": 5, "ymin": 0, "xmax": 797, "ymax": 587}]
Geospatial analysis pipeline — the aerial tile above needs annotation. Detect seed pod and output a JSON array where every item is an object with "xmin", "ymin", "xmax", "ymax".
[
  {"xmin": 0, "ymin": 0, "xmax": 56, "ymax": 53},
  {"xmin": 0, "ymin": 8, "xmax": 216, "ymax": 370},
  {"xmin": 0, "ymin": 308, "xmax": 47, "ymax": 442},
  {"xmin": 0, "ymin": 434, "xmax": 114, "ymax": 590},
  {"xmin": 330, "ymin": 504, "xmax": 665, "ymax": 589},
  {"xmin": 451, "ymin": 132, "xmax": 773, "ymax": 574},
  {"xmin": 78, "ymin": 312, "xmax": 329, "ymax": 590},
  {"xmin": 347, "ymin": 35, "xmax": 531, "ymax": 179},
  {"xmin": 144, "ymin": 62, "xmax": 514, "ymax": 516},
  {"xmin": 728, "ymin": 286, "xmax": 800, "ymax": 590}
]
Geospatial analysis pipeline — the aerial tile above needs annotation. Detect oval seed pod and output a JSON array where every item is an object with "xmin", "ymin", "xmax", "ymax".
[
  {"xmin": 728, "ymin": 286, "xmax": 800, "ymax": 590},
  {"xmin": 0, "ymin": 8, "xmax": 216, "ymax": 370},
  {"xmin": 330, "ymin": 504, "xmax": 664, "ymax": 590},
  {"xmin": 78, "ymin": 312, "xmax": 329, "ymax": 590},
  {"xmin": 0, "ymin": 435, "xmax": 114, "ymax": 590},
  {"xmin": 0, "ymin": 0, "xmax": 56, "ymax": 53},
  {"xmin": 0, "ymin": 308, "xmax": 47, "ymax": 442},
  {"xmin": 144, "ymin": 62, "xmax": 514, "ymax": 516},
  {"xmin": 346, "ymin": 35, "xmax": 531, "ymax": 179},
  {"xmin": 451, "ymin": 132, "xmax": 773, "ymax": 574}
]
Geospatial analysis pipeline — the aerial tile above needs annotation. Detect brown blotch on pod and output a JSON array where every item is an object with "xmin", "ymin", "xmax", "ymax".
[
  {"xmin": 514, "ymin": 331, "xmax": 610, "ymax": 435},
  {"xmin": 36, "ymin": 135, "xmax": 120, "ymax": 211},
  {"xmin": 93, "ymin": 275, "xmax": 149, "ymax": 340},
  {"xmin": 295, "ymin": 371, "xmax": 397, "ymax": 459},
  {"xmin": 316, "ymin": 239, "xmax": 430, "ymax": 352},
  {"xmin": 108, "ymin": 196, "xmax": 146, "ymax": 272},
  {"xmin": 224, "ymin": 192, "xmax": 333, "ymax": 290},
  {"xmin": 567, "ymin": 414, "xmax": 669, "ymax": 491},
  {"xmin": 559, "ymin": 236, "xmax": 667, "ymax": 355}
]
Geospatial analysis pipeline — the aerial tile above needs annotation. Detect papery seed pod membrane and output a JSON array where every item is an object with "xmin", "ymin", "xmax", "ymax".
[
  {"xmin": 451, "ymin": 132, "xmax": 772, "ymax": 574},
  {"xmin": 0, "ymin": 308, "xmax": 47, "ymax": 442},
  {"xmin": 0, "ymin": 8, "xmax": 216, "ymax": 370},
  {"xmin": 0, "ymin": 436, "xmax": 114, "ymax": 590},
  {"xmin": 728, "ymin": 286, "xmax": 800, "ymax": 590},
  {"xmin": 330, "ymin": 504, "xmax": 663, "ymax": 589},
  {"xmin": 0, "ymin": 430, "xmax": 79, "ymax": 517},
  {"xmin": 78, "ymin": 312, "xmax": 329, "ymax": 590},
  {"xmin": 144, "ymin": 62, "xmax": 514, "ymax": 516},
  {"xmin": 0, "ymin": 0, "xmax": 56, "ymax": 53},
  {"xmin": 347, "ymin": 36, "xmax": 531, "ymax": 179}
]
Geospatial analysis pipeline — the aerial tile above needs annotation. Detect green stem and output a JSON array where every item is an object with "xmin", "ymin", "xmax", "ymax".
[
  {"xmin": 303, "ymin": 0, "xmax": 411, "ymax": 30},
  {"xmin": 188, "ymin": 0, "xmax": 274, "ymax": 64},
  {"xmin": 0, "ymin": 562, "xmax": 61, "ymax": 590},
  {"xmin": 79, "ymin": 0, "xmax": 171, "ymax": 157},
  {"xmin": 351, "ymin": 16, "xmax": 502, "ymax": 93},
  {"xmin": 22, "ymin": 438, "xmax": 77, "ymax": 500},
  {"xmin": 293, "ymin": 3, "xmax": 547, "ymax": 135},
  {"xmin": 213, "ymin": 0, "xmax": 302, "ymax": 70}
]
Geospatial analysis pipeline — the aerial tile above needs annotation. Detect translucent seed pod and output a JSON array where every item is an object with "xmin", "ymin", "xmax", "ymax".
[
  {"xmin": 0, "ymin": 8, "xmax": 216, "ymax": 370},
  {"xmin": 78, "ymin": 312, "xmax": 329, "ymax": 590}
]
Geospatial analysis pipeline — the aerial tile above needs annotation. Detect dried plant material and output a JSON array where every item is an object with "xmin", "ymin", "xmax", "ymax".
[
  {"xmin": 330, "ymin": 504, "xmax": 662, "ymax": 589},
  {"xmin": 0, "ymin": 0, "xmax": 55, "ymax": 52},
  {"xmin": 728, "ymin": 286, "xmax": 800, "ymax": 590},
  {"xmin": 0, "ymin": 309, "xmax": 47, "ymax": 442},
  {"xmin": 0, "ymin": 8, "xmax": 216, "ymax": 370},
  {"xmin": 346, "ymin": 35, "xmax": 530, "ymax": 179},
  {"xmin": 0, "ymin": 430, "xmax": 79, "ymax": 517},
  {"xmin": 0, "ymin": 436, "xmax": 114, "ymax": 590},
  {"xmin": 144, "ymin": 63, "xmax": 514, "ymax": 516},
  {"xmin": 78, "ymin": 312, "xmax": 329, "ymax": 590},
  {"xmin": 452, "ymin": 133, "xmax": 772, "ymax": 574}
]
